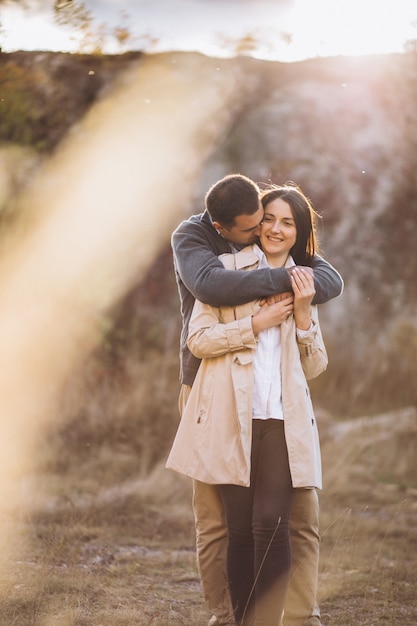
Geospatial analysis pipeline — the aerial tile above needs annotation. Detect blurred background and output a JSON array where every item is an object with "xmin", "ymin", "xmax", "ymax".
[
  {"xmin": 1, "ymin": 0, "xmax": 416, "ymax": 498},
  {"xmin": 0, "ymin": 1, "xmax": 416, "ymax": 624}
]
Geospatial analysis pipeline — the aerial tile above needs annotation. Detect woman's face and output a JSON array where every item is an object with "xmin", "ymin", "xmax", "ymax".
[{"xmin": 260, "ymin": 197, "xmax": 297, "ymax": 266}]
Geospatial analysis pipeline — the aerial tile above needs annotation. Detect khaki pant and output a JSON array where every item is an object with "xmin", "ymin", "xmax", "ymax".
[{"xmin": 179, "ymin": 385, "xmax": 322, "ymax": 626}]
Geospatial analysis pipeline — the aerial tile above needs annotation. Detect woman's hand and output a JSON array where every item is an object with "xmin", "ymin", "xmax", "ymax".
[
  {"xmin": 291, "ymin": 267, "xmax": 315, "ymax": 330},
  {"xmin": 251, "ymin": 294, "xmax": 294, "ymax": 335}
]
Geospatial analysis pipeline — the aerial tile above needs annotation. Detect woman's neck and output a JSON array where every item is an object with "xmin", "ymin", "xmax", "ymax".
[{"xmin": 264, "ymin": 252, "xmax": 289, "ymax": 268}]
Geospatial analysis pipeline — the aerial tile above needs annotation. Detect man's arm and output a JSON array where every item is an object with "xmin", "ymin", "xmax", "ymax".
[
  {"xmin": 172, "ymin": 220, "xmax": 343, "ymax": 307},
  {"xmin": 310, "ymin": 255, "xmax": 343, "ymax": 304}
]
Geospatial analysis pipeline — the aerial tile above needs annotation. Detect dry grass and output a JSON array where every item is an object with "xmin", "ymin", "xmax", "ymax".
[
  {"xmin": 318, "ymin": 494, "xmax": 417, "ymax": 625},
  {"xmin": 0, "ymin": 409, "xmax": 416, "ymax": 625},
  {"xmin": 317, "ymin": 406, "xmax": 417, "ymax": 625}
]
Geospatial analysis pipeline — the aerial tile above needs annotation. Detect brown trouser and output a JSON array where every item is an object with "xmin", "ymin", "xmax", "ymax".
[{"xmin": 179, "ymin": 385, "xmax": 322, "ymax": 626}]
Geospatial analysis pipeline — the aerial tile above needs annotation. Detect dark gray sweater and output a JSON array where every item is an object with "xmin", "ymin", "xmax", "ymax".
[{"xmin": 171, "ymin": 210, "xmax": 343, "ymax": 386}]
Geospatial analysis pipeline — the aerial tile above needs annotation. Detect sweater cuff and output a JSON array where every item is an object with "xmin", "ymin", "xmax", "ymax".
[{"xmin": 271, "ymin": 267, "xmax": 293, "ymax": 294}]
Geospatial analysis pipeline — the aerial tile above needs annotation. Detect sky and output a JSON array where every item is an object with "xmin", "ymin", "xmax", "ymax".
[{"xmin": 0, "ymin": 0, "xmax": 417, "ymax": 62}]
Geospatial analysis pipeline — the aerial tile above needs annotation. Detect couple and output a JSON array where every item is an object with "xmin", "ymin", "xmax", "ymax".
[{"xmin": 166, "ymin": 174, "xmax": 343, "ymax": 626}]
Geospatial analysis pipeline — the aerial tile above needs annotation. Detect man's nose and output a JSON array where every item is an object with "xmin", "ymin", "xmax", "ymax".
[{"xmin": 254, "ymin": 224, "xmax": 262, "ymax": 236}]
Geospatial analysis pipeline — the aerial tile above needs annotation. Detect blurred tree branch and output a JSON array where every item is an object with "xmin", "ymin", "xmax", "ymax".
[{"xmin": 53, "ymin": 0, "xmax": 139, "ymax": 54}]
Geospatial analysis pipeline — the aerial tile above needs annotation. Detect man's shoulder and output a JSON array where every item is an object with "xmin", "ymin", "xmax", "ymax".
[
  {"xmin": 172, "ymin": 211, "xmax": 217, "ymax": 248},
  {"xmin": 173, "ymin": 211, "xmax": 208, "ymax": 234}
]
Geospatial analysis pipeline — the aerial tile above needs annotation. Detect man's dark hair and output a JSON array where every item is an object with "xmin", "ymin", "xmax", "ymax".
[{"xmin": 205, "ymin": 174, "xmax": 260, "ymax": 228}]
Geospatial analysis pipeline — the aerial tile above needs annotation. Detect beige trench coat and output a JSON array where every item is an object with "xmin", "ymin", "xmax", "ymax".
[{"xmin": 166, "ymin": 246, "xmax": 328, "ymax": 489}]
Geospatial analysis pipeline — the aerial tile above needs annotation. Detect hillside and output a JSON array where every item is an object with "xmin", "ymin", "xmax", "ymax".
[
  {"xmin": 0, "ymin": 48, "xmax": 416, "ymax": 465},
  {"xmin": 0, "ymin": 48, "xmax": 416, "ymax": 626}
]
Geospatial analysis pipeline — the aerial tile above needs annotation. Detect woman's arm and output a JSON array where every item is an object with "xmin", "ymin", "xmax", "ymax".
[
  {"xmin": 297, "ymin": 314, "xmax": 328, "ymax": 380},
  {"xmin": 187, "ymin": 300, "xmax": 257, "ymax": 359},
  {"xmin": 188, "ymin": 290, "xmax": 295, "ymax": 359},
  {"xmin": 292, "ymin": 269, "xmax": 328, "ymax": 379}
]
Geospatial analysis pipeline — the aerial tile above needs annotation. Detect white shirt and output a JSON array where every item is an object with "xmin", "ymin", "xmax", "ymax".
[
  {"xmin": 251, "ymin": 246, "xmax": 312, "ymax": 421},
  {"xmin": 251, "ymin": 246, "xmax": 287, "ymax": 420}
]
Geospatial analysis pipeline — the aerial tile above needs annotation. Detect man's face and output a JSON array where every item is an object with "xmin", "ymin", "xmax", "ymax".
[{"xmin": 215, "ymin": 202, "xmax": 264, "ymax": 246}]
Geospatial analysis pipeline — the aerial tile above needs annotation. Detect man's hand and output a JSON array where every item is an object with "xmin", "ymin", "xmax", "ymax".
[{"xmin": 259, "ymin": 291, "xmax": 293, "ymax": 307}]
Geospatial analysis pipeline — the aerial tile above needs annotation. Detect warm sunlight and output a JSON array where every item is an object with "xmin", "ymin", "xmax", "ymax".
[
  {"xmin": 1, "ymin": 0, "xmax": 416, "ymax": 61},
  {"xmin": 281, "ymin": 0, "xmax": 417, "ymax": 60},
  {"xmin": 1, "ymin": 7, "xmax": 77, "ymax": 53}
]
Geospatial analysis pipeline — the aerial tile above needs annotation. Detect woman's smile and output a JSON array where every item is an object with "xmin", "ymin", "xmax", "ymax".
[{"xmin": 266, "ymin": 235, "xmax": 284, "ymax": 243}]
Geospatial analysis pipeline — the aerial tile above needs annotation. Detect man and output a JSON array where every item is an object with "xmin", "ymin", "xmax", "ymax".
[{"xmin": 171, "ymin": 173, "xmax": 343, "ymax": 626}]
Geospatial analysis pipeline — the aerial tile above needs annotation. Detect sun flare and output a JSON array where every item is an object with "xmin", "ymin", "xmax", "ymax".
[
  {"xmin": 0, "ymin": 1, "xmax": 416, "ymax": 61},
  {"xmin": 284, "ymin": 0, "xmax": 417, "ymax": 60},
  {"xmin": 1, "ymin": 7, "xmax": 77, "ymax": 53}
]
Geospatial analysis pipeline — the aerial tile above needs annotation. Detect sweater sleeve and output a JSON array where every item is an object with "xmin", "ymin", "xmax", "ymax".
[
  {"xmin": 310, "ymin": 255, "xmax": 344, "ymax": 304},
  {"xmin": 172, "ymin": 219, "xmax": 343, "ymax": 307}
]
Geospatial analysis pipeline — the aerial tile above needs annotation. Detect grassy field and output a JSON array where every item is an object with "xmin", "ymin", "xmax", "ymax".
[{"xmin": 0, "ymin": 408, "xmax": 416, "ymax": 626}]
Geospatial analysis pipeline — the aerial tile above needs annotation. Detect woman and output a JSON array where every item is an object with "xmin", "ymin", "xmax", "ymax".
[{"xmin": 166, "ymin": 183, "xmax": 328, "ymax": 625}]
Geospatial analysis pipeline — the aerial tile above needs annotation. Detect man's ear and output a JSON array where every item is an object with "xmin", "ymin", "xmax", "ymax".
[{"xmin": 212, "ymin": 220, "xmax": 226, "ymax": 235}]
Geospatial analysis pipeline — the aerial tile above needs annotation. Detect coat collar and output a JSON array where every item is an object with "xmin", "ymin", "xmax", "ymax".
[
  {"xmin": 220, "ymin": 244, "xmax": 295, "ymax": 271},
  {"xmin": 219, "ymin": 245, "xmax": 260, "ymax": 270}
]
